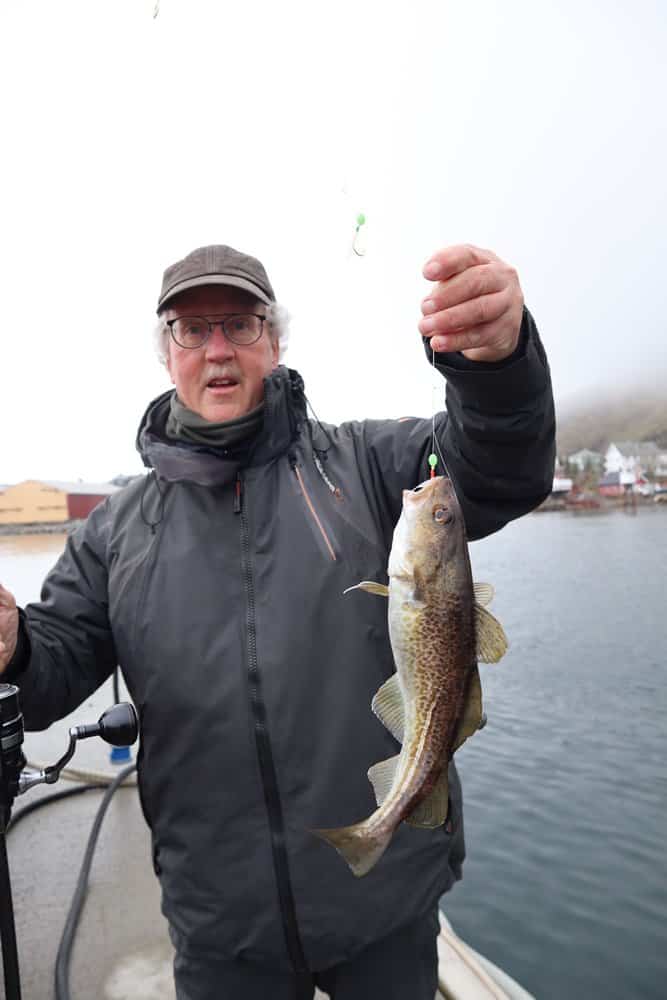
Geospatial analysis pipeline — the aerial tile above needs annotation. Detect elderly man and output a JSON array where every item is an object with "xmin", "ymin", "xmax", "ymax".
[{"xmin": 0, "ymin": 243, "xmax": 555, "ymax": 1000}]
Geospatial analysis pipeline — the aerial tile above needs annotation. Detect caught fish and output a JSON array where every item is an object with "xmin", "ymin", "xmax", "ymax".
[{"xmin": 313, "ymin": 476, "xmax": 508, "ymax": 877}]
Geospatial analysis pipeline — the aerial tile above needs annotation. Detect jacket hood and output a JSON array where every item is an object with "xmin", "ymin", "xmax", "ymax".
[{"xmin": 136, "ymin": 365, "xmax": 307, "ymax": 486}]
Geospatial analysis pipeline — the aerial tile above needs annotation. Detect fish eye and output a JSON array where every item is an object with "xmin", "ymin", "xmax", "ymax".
[
  {"xmin": 433, "ymin": 506, "xmax": 451, "ymax": 523},
  {"xmin": 413, "ymin": 484, "xmax": 425, "ymax": 493}
]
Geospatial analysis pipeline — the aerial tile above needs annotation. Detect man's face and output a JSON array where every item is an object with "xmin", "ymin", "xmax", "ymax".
[{"xmin": 164, "ymin": 285, "xmax": 279, "ymax": 422}]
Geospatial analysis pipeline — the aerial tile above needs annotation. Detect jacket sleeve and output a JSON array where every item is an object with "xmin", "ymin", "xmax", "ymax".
[
  {"xmin": 358, "ymin": 307, "xmax": 555, "ymax": 540},
  {"xmin": 3, "ymin": 499, "xmax": 118, "ymax": 731}
]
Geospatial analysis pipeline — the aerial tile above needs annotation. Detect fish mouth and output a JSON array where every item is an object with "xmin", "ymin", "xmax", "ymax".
[
  {"xmin": 403, "ymin": 477, "xmax": 444, "ymax": 504},
  {"xmin": 412, "ymin": 478, "xmax": 437, "ymax": 492}
]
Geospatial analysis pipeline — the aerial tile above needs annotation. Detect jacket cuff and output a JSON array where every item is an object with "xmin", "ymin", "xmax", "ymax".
[
  {"xmin": 3, "ymin": 608, "xmax": 32, "ymax": 682},
  {"xmin": 423, "ymin": 307, "xmax": 550, "ymax": 413}
]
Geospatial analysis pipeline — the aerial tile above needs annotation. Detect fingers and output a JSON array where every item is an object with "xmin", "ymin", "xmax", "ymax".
[
  {"xmin": 422, "ymin": 244, "xmax": 499, "ymax": 283},
  {"xmin": 419, "ymin": 246, "xmax": 523, "ymax": 361},
  {"xmin": 0, "ymin": 584, "xmax": 17, "ymax": 610},
  {"xmin": 422, "ymin": 263, "xmax": 506, "ymax": 315},
  {"xmin": 424, "ymin": 318, "xmax": 518, "ymax": 360},
  {"xmin": 0, "ymin": 585, "xmax": 19, "ymax": 673},
  {"xmin": 421, "ymin": 286, "xmax": 513, "ymax": 336}
]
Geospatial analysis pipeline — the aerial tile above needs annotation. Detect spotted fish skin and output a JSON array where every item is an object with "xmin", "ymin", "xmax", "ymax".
[
  {"xmin": 384, "ymin": 481, "xmax": 477, "ymax": 810},
  {"xmin": 313, "ymin": 475, "xmax": 503, "ymax": 876}
]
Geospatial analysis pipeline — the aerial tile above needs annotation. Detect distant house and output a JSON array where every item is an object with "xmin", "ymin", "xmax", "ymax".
[
  {"xmin": 568, "ymin": 448, "xmax": 603, "ymax": 472},
  {"xmin": 598, "ymin": 470, "xmax": 626, "ymax": 497},
  {"xmin": 605, "ymin": 441, "xmax": 660, "ymax": 478},
  {"xmin": 0, "ymin": 480, "xmax": 119, "ymax": 526}
]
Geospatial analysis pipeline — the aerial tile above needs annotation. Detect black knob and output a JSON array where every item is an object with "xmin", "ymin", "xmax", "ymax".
[{"xmin": 97, "ymin": 703, "xmax": 139, "ymax": 747}]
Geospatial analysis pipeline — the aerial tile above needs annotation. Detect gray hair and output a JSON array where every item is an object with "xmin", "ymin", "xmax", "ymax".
[{"xmin": 153, "ymin": 301, "xmax": 290, "ymax": 366}]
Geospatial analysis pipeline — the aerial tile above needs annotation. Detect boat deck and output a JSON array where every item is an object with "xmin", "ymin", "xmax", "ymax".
[{"xmin": 4, "ymin": 678, "xmax": 531, "ymax": 999}]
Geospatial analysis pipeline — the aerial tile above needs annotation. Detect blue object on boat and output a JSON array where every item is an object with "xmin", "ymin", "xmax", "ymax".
[{"xmin": 110, "ymin": 746, "xmax": 132, "ymax": 764}]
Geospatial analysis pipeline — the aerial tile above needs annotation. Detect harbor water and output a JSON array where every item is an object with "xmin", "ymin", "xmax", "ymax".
[{"xmin": 1, "ymin": 505, "xmax": 665, "ymax": 999}]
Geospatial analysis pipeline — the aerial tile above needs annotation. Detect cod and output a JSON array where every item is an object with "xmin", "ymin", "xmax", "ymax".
[{"xmin": 314, "ymin": 475, "xmax": 508, "ymax": 877}]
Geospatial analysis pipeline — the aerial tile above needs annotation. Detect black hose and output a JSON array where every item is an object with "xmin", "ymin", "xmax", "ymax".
[
  {"xmin": 54, "ymin": 762, "xmax": 137, "ymax": 1000},
  {"xmin": 7, "ymin": 784, "xmax": 107, "ymax": 834}
]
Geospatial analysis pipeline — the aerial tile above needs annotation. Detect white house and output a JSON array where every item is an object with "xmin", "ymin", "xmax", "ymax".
[{"xmin": 604, "ymin": 441, "xmax": 661, "ymax": 478}]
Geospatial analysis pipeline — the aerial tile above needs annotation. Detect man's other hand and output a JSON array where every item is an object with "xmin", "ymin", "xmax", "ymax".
[
  {"xmin": 0, "ymin": 584, "xmax": 19, "ymax": 674},
  {"xmin": 419, "ymin": 244, "xmax": 524, "ymax": 362}
]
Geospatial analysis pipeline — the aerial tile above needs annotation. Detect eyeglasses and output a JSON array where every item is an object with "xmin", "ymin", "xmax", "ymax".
[{"xmin": 166, "ymin": 314, "xmax": 267, "ymax": 349}]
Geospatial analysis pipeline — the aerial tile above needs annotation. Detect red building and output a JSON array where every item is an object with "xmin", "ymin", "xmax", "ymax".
[{"xmin": 598, "ymin": 471, "xmax": 625, "ymax": 497}]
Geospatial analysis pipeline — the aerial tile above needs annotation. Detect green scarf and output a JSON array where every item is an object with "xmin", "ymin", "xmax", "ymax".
[{"xmin": 166, "ymin": 393, "xmax": 265, "ymax": 449}]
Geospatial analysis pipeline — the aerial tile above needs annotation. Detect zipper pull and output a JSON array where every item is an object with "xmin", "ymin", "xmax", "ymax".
[{"xmin": 234, "ymin": 472, "xmax": 242, "ymax": 514}]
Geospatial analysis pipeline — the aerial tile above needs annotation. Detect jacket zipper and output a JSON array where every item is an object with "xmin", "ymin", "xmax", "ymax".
[
  {"xmin": 236, "ymin": 471, "xmax": 309, "ymax": 975},
  {"xmin": 293, "ymin": 464, "xmax": 337, "ymax": 561}
]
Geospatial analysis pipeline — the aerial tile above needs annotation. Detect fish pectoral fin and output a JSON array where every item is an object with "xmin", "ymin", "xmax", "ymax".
[
  {"xmin": 371, "ymin": 674, "xmax": 405, "ymax": 743},
  {"xmin": 475, "ymin": 604, "xmax": 509, "ymax": 663},
  {"xmin": 405, "ymin": 770, "xmax": 449, "ymax": 829},
  {"xmin": 473, "ymin": 581, "xmax": 495, "ymax": 607},
  {"xmin": 343, "ymin": 580, "xmax": 389, "ymax": 597},
  {"xmin": 452, "ymin": 666, "xmax": 483, "ymax": 751},
  {"xmin": 367, "ymin": 753, "xmax": 401, "ymax": 807}
]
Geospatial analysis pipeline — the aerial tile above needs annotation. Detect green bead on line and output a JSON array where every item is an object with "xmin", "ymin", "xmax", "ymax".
[{"xmin": 428, "ymin": 453, "xmax": 438, "ymax": 469}]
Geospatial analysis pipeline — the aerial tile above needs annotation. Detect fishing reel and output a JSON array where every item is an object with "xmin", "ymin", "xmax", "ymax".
[
  {"xmin": 0, "ymin": 683, "xmax": 138, "ymax": 1000},
  {"xmin": 0, "ymin": 684, "xmax": 138, "ymax": 823}
]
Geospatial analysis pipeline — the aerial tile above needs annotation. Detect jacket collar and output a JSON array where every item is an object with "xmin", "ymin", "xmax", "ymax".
[{"xmin": 136, "ymin": 366, "xmax": 307, "ymax": 486}]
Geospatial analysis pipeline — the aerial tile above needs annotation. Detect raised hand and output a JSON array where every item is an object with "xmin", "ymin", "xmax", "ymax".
[
  {"xmin": 0, "ymin": 584, "xmax": 19, "ymax": 674},
  {"xmin": 419, "ymin": 244, "xmax": 524, "ymax": 362}
]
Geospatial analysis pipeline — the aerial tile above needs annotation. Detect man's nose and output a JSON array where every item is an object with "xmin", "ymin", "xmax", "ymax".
[{"xmin": 204, "ymin": 324, "xmax": 235, "ymax": 360}]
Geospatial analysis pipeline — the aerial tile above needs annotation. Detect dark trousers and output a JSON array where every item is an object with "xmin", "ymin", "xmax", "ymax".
[{"xmin": 173, "ymin": 906, "xmax": 440, "ymax": 1000}]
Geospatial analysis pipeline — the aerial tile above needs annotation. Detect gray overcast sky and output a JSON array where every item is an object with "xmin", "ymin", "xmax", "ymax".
[{"xmin": 1, "ymin": 0, "xmax": 665, "ymax": 483}]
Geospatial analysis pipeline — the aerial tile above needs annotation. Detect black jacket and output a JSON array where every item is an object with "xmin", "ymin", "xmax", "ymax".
[{"xmin": 8, "ymin": 310, "xmax": 555, "ymax": 972}]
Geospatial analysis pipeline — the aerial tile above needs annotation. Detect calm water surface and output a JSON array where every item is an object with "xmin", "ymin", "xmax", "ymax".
[{"xmin": 1, "ymin": 509, "xmax": 665, "ymax": 999}]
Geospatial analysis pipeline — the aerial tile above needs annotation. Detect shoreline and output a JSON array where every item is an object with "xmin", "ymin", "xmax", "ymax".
[
  {"xmin": 536, "ymin": 495, "xmax": 664, "ymax": 513},
  {"xmin": 1, "ymin": 498, "xmax": 664, "ymax": 534},
  {"xmin": 0, "ymin": 520, "xmax": 82, "ymax": 537}
]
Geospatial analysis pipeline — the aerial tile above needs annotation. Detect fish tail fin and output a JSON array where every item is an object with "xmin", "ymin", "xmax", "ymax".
[{"xmin": 310, "ymin": 821, "xmax": 392, "ymax": 878}]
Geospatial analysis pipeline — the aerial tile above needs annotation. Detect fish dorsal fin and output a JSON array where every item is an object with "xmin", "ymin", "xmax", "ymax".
[
  {"xmin": 452, "ymin": 666, "xmax": 484, "ymax": 751},
  {"xmin": 475, "ymin": 604, "xmax": 508, "ymax": 663},
  {"xmin": 371, "ymin": 674, "xmax": 405, "ymax": 744},
  {"xmin": 367, "ymin": 753, "xmax": 401, "ymax": 807},
  {"xmin": 343, "ymin": 580, "xmax": 389, "ymax": 597},
  {"xmin": 473, "ymin": 582, "xmax": 494, "ymax": 606},
  {"xmin": 405, "ymin": 770, "xmax": 450, "ymax": 828}
]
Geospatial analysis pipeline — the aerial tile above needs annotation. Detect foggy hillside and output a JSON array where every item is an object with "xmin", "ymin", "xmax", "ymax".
[{"xmin": 556, "ymin": 383, "xmax": 667, "ymax": 457}]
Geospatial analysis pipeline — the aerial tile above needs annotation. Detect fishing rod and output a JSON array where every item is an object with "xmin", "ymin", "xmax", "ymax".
[{"xmin": 0, "ymin": 684, "xmax": 138, "ymax": 1000}]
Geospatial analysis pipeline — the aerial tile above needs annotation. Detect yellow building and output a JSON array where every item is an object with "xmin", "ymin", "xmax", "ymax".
[{"xmin": 0, "ymin": 480, "xmax": 118, "ymax": 526}]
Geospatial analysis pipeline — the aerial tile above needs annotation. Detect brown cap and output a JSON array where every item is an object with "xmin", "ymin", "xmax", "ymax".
[{"xmin": 157, "ymin": 245, "xmax": 276, "ymax": 313}]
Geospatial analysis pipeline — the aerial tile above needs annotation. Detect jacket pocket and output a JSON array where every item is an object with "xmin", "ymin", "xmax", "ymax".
[{"xmin": 293, "ymin": 464, "xmax": 337, "ymax": 561}]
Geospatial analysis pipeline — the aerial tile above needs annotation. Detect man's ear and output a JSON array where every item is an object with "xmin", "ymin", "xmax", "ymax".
[{"xmin": 165, "ymin": 348, "xmax": 176, "ymax": 384}]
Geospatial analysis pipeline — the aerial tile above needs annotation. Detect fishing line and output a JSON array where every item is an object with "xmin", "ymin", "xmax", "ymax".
[
  {"xmin": 427, "ymin": 347, "xmax": 467, "ymax": 515},
  {"xmin": 428, "ymin": 346, "xmax": 449, "ymax": 480}
]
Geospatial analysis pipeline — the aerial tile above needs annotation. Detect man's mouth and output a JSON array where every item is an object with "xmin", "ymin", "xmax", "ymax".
[{"xmin": 206, "ymin": 376, "xmax": 239, "ymax": 392}]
